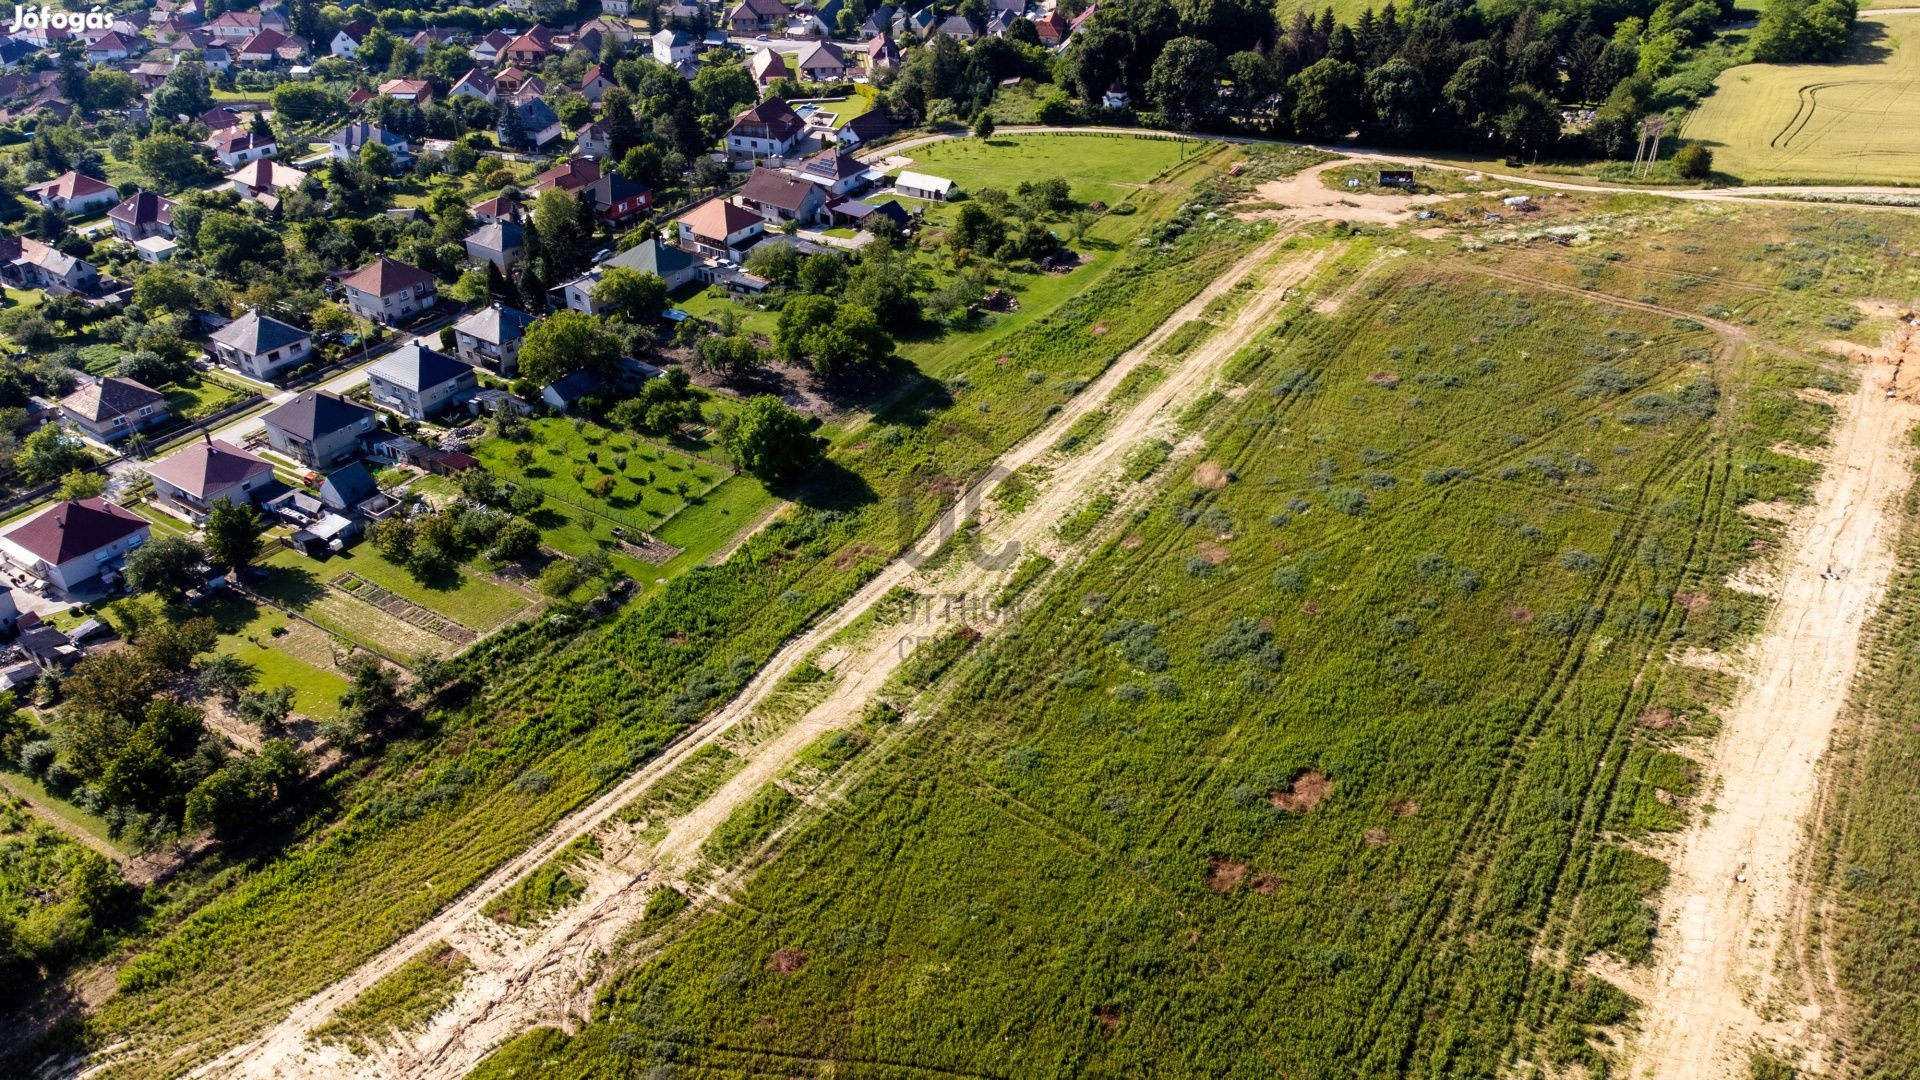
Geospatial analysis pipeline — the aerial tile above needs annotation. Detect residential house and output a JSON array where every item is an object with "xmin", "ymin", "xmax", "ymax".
[
  {"xmin": 226, "ymin": 159, "xmax": 307, "ymax": 207},
  {"xmin": 905, "ymin": 6, "xmax": 936, "ymax": 37},
  {"xmin": 865, "ymin": 32, "xmax": 899, "ymax": 71},
  {"xmin": 409, "ymin": 27, "xmax": 459, "ymax": 53},
  {"xmin": 895, "ymin": 170, "xmax": 955, "ymax": 201},
  {"xmin": 317, "ymin": 461, "xmax": 379, "ymax": 512},
  {"xmin": 470, "ymin": 194, "xmax": 520, "ymax": 224},
  {"xmin": 166, "ymin": 30, "xmax": 232, "ymax": 69},
  {"xmin": 377, "ymin": 78, "xmax": 434, "ymax": 105},
  {"xmin": 1101, "ymin": 81, "xmax": 1130, "ymax": 109},
  {"xmin": 210, "ymin": 128, "xmax": 276, "ymax": 167},
  {"xmin": 328, "ymin": 122, "xmax": 412, "ymax": 166},
  {"xmin": 789, "ymin": 147, "xmax": 868, "ymax": 195},
  {"xmin": 562, "ymin": 239, "xmax": 699, "ymax": 313},
  {"xmin": 749, "ymin": 47, "xmax": 789, "ymax": 87},
  {"xmin": 577, "ymin": 63, "xmax": 617, "ymax": 103},
  {"xmin": 738, "ymin": 167, "xmax": 828, "ymax": 225},
  {"xmin": 584, "ymin": 172, "xmax": 653, "ymax": 227},
  {"xmin": 133, "ymin": 236, "xmax": 178, "ymax": 264},
  {"xmin": 675, "ymin": 197, "xmax": 765, "ymax": 260},
  {"xmin": 529, "ymin": 157, "xmax": 601, "ymax": 196},
  {"xmin": 934, "ymin": 14, "xmax": 979, "ymax": 39},
  {"xmin": 261, "ymin": 390, "xmax": 377, "ymax": 466},
  {"xmin": 541, "ymin": 369, "xmax": 600, "ymax": 413},
  {"xmin": 503, "ymin": 26, "xmax": 556, "ymax": 65},
  {"xmin": 24, "ymin": 171, "xmax": 118, "ymax": 214},
  {"xmin": 0, "ymin": 236, "xmax": 99, "ymax": 294},
  {"xmin": 85, "ymin": 31, "xmax": 143, "ymax": 62},
  {"xmin": 1069, "ymin": 4, "xmax": 1099, "ymax": 37},
  {"xmin": 108, "ymin": 191, "xmax": 175, "ymax": 241},
  {"xmin": 602, "ymin": 0, "xmax": 633, "ymax": 14},
  {"xmin": 204, "ymin": 10, "xmax": 263, "ymax": 39},
  {"xmin": 208, "ymin": 308, "xmax": 312, "ymax": 380},
  {"xmin": 464, "ymin": 219, "xmax": 526, "ymax": 271},
  {"xmin": 236, "ymin": 29, "xmax": 303, "ymax": 65},
  {"xmin": 581, "ymin": 16, "xmax": 637, "ymax": 43},
  {"xmin": 506, "ymin": 76, "xmax": 549, "ymax": 106},
  {"xmin": 1034, "ymin": 8, "xmax": 1069, "ymax": 46},
  {"xmin": 857, "ymin": 5, "xmax": 896, "ymax": 37},
  {"xmin": 470, "ymin": 28, "xmax": 513, "ymax": 66},
  {"xmin": 199, "ymin": 104, "xmax": 242, "ymax": 129},
  {"xmin": 494, "ymin": 65, "xmax": 534, "ymax": 94},
  {"xmin": 727, "ymin": 97, "xmax": 806, "ymax": 157},
  {"xmin": 576, "ymin": 121, "xmax": 612, "ymax": 160},
  {"xmin": 330, "ymin": 19, "xmax": 369, "ymax": 58},
  {"xmin": 145, "ymin": 438, "xmax": 275, "ymax": 515},
  {"xmin": 497, "ymin": 96, "xmax": 563, "ymax": 150},
  {"xmin": 338, "ymin": 256, "xmax": 438, "ymax": 324},
  {"xmin": 834, "ymin": 108, "xmax": 897, "ymax": 148},
  {"xmin": 0, "ymin": 498, "xmax": 150, "ymax": 595},
  {"xmin": 367, "ymin": 344, "xmax": 478, "ymax": 420},
  {"xmin": 795, "ymin": 40, "xmax": 845, "ymax": 81},
  {"xmin": 726, "ymin": 0, "xmax": 791, "ymax": 32},
  {"xmin": 652, "ymin": 29, "xmax": 695, "ymax": 65},
  {"xmin": 0, "ymin": 40, "xmax": 40, "ymax": 67},
  {"xmin": 449, "ymin": 67, "xmax": 497, "ymax": 103},
  {"xmin": 59, "ymin": 378, "xmax": 168, "ymax": 442},
  {"xmin": 989, "ymin": 0, "xmax": 1027, "ymax": 18},
  {"xmin": 452, "ymin": 303, "xmax": 535, "ymax": 375}
]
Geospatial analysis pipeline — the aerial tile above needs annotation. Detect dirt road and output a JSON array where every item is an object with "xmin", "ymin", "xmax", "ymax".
[
  {"xmin": 183, "ymin": 230, "xmax": 1331, "ymax": 1080},
  {"xmin": 1628, "ymin": 351, "xmax": 1920, "ymax": 1077}
]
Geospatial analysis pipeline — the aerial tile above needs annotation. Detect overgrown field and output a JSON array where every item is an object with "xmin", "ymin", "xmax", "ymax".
[
  {"xmin": 471, "ymin": 248, "xmax": 1855, "ymax": 1076},
  {"xmin": 53, "ymin": 140, "xmax": 1308, "ymax": 1074},
  {"xmin": 1680, "ymin": 14, "xmax": 1920, "ymax": 184}
]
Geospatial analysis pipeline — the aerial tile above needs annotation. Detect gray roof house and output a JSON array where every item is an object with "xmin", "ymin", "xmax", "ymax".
[
  {"xmin": 367, "ymin": 343, "xmax": 479, "ymax": 420},
  {"xmin": 562, "ymin": 239, "xmax": 699, "ymax": 314},
  {"xmin": 208, "ymin": 308, "xmax": 312, "ymax": 380},
  {"xmin": 463, "ymin": 219, "xmax": 526, "ymax": 272},
  {"xmin": 261, "ymin": 390, "xmax": 376, "ymax": 467},
  {"xmin": 59, "ymin": 377, "xmax": 168, "ymax": 442},
  {"xmin": 318, "ymin": 460, "xmax": 379, "ymax": 511},
  {"xmin": 452, "ymin": 303, "xmax": 535, "ymax": 376},
  {"xmin": 328, "ymin": 121, "xmax": 412, "ymax": 166}
]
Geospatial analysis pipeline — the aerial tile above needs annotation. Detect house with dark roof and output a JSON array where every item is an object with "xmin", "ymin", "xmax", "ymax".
[
  {"xmin": 727, "ymin": 97, "xmax": 806, "ymax": 158},
  {"xmin": 497, "ymin": 96, "xmax": 563, "ymax": 150},
  {"xmin": 935, "ymin": 14, "xmax": 979, "ymax": 39},
  {"xmin": 469, "ymin": 27, "xmax": 512, "ymax": 65},
  {"xmin": 261, "ymin": 390, "xmax": 377, "ymax": 466},
  {"xmin": 795, "ymin": 40, "xmax": 845, "ymax": 81},
  {"xmin": 464, "ymin": 220, "xmax": 526, "ymax": 272},
  {"xmin": 562, "ymin": 239, "xmax": 699, "ymax": 313},
  {"xmin": 330, "ymin": 18, "xmax": 369, "ymax": 58},
  {"xmin": 576, "ymin": 121, "xmax": 612, "ymax": 160},
  {"xmin": 108, "ymin": 191, "xmax": 175, "ymax": 241},
  {"xmin": 450, "ymin": 67, "xmax": 497, "ymax": 104},
  {"xmin": 0, "ymin": 498, "xmax": 150, "ymax": 594},
  {"xmin": 540, "ymin": 368, "xmax": 602, "ymax": 413},
  {"xmin": 834, "ymin": 108, "xmax": 897, "ymax": 148},
  {"xmin": 145, "ymin": 437, "xmax": 275, "ymax": 515},
  {"xmin": 750, "ymin": 47, "xmax": 789, "ymax": 87},
  {"xmin": 584, "ymin": 172, "xmax": 653, "ymax": 227},
  {"xmin": 866, "ymin": 32, "xmax": 900, "ymax": 71},
  {"xmin": 59, "ymin": 377, "xmax": 168, "ymax": 442},
  {"xmin": 368, "ymin": 344, "xmax": 478, "ymax": 420},
  {"xmin": 211, "ymin": 128, "xmax": 277, "ymax": 168},
  {"xmin": 503, "ymin": 26, "xmax": 556, "ymax": 64},
  {"xmin": 338, "ymin": 256, "xmax": 438, "ymax": 324},
  {"xmin": 319, "ymin": 461, "xmax": 381, "ymax": 512},
  {"xmin": 789, "ymin": 147, "xmax": 869, "ymax": 196},
  {"xmin": 726, "ymin": 0, "xmax": 792, "ymax": 32},
  {"xmin": 470, "ymin": 194, "xmax": 520, "ymax": 224},
  {"xmin": 24, "ymin": 171, "xmax": 117, "ymax": 214},
  {"xmin": 578, "ymin": 63, "xmax": 617, "ymax": 103},
  {"xmin": 453, "ymin": 303, "xmax": 535, "ymax": 376},
  {"xmin": 0, "ymin": 236, "xmax": 98, "ymax": 294},
  {"xmin": 208, "ymin": 309, "xmax": 311, "ymax": 380},
  {"xmin": 328, "ymin": 122, "xmax": 412, "ymax": 166},
  {"xmin": 739, "ymin": 167, "xmax": 828, "ymax": 226}
]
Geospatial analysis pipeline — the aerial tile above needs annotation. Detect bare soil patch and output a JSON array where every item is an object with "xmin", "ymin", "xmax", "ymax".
[
  {"xmin": 1637, "ymin": 706, "xmax": 1679, "ymax": 731},
  {"xmin": 1388, "ymin": 798, "xmax": 1420, "ymax": 818},
  {"xmin": 1090, "ymin": 322, "xmax": 1109, "ymax": 336},
  {"xmin": 1673, "ymin": 591, "xmax": 1712, "ymax": 614},
  {"xmin": 1204, "ymin": 857, "xmax": 1248, "ymax": 892},
  {"xmin": 768, "ymin": 948, "xmax": 808, "ymax": 976},
  {"xmin": 1094, "ymin": 1007, "xmax": 1121, "ymax": 1034},
  {"xmin": 1193, "ymin": 461, "xmax": 1231, "ymax": 490},
  {"xmin": 1194, "ymin": 541, "xmax": 1231, "ymax": 565},
  {"xmin": 1507, "ymin": 606, "xmax": 1535, "ymax": 624},
  {"xmin": 1119, "ymin": 534, "xmax": 1144, "ymax": 550},
  {"xmin": 1363, "ymin": 827, "xmax": 1393, "ymax": 846},
  {"xmin": 1251, "ymin": 873, "xmax": 1280, "ymax": 895},
  {"xmin": 832, "ymin": 544, "xmax": 877, "ymax": 571},
  {"xmin": 1365, "ymin": 371, "xmax": 1401, "ymax": 387},
  {"xmin": 1269, "ymin": 769, "xmax": 1330, "ymax": 813}
]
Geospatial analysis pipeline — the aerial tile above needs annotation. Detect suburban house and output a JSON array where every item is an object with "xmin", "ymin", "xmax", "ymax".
[
  {"xmin": 464, "ymin": 219, "xmax": 526, "ymax": 271},
  {"xmin": 795, "ymin": 40, "xmax": 845, "ymax": 80},
  {"xmin": 580, "ymin": 15, "xmax": 636, "ymax": 42},
  {"xmin": 449, "ymin": 67, "xmax": 497, "ymax": 102},
  {"xmin": 1034, "ymin": 8, "xmax": 1068, "ymax": 46},
  {"xmin": 895, "ymin": 170, "xmax": 955, "ymax": 201},
  {"xmin": 738, "ymin": 167, "xmax": 828, "ymax": 225},
  {"xmin": 208, "ymin": 308, "xmax": 311, "ymax": 380},
  {"xmin": 378, "ymin": 78, "xmax": 434, "ymax": 105},
  {"xmin": 727, "ymin": 97, "xmax": 806, "ymax": 158},
  {"xmin": 584, "ymin": 172, "xmax": 653, "ymax": 227},
  {"xmin": 934, "ymin": 14, "xmax": 979, "ymax": 39},
  {"xmin": 470, "ymin": 194, "xmax": 519, "ymax": 224},
  {"xmin": 85, "ymin": 31, "xmax": 143, "ymax": 62},
  {"xmin": 261, "ymin": 390, "xmax": 376, "ymax": 466},
  {"xmin": 318, "ymin": 462, "xmax": 380, "ymax": 513},
  {"xmin": 503, "ymin": 26, "xmax": 556, "ymax": 64},
  {"xmin": 328, "ymin": 122, "xmax": 412, "ymax": 166},
  {"xmin": 498, "ymin": 97, "xmax": 563, "ymax": 150},
  {"xmin": 226, "ymin": 159, "xmax": 308, "ymax": 206},
  {"xmin": 866, "ymin": 32, "xmax": 899, "ymax": 70},
  {"xmin": 652, "ymin": 29, "xmax": 694, "ymax": 65},
  {"xmin": 726, "ymin": 0, "xmax": 792, "ymax": 32},
  {"xmin": 576, "ymin": 122, "xmax": 612, "ymax": 160},
  {"xmin": 529, "ymin": 158, "xmax": 601, "ymax": 196},
  {"xmin": 210, "ymin": 128, "xmax": 276, "ymax": 168},
  {"xmin": 858, "ymin": 5, "xmax": 896, "ymax": 37},
  {"xmin": 367, "ymin": 344, "xmax": 478, "ymax": 420},
  {"xmin": 676, "ymin": 198, "xmax": 765, "ymax": 260},
  {"xmin": 24, "ymin": 171, "xmax": 118, "ymax": 214},
  {"xmin": 236, "ymin": 28, "xmax": 306, "ymax": 65},
  {"xmin": 0, "ymin": 498, "xmax": 150, "ymax": 595},
  {"xmin": 834, "ymin": 109, "xmax": 898, "ymax": 147},
  {"xmin": 337, "ymin": 256, "xmax": 438, "ymax": 324},
  {"xmin": 563, "ymin": 239, "xmax": 699, "ymax": 313},
  {"xmin": 577, "ymin": 63, "xmax": 617, "ymax": 103},
  {"xmin": 204, "ymin": 10, "xmax": 263, "ymax": 39},
  {"xmin": 749, "ymin": 47, "xmax": 789, "ymax": 87},
  {"xmin": 452, "ymin": 303, "xmax": 535, "ymax": 376},
  {"xmin": 469, "ymin": 27, "xmax": 513, "ymax": 65},
  {"xmin": 108, "ymin": 191, "xmax": 175, "ymax": 241},
  {"xmin": 59, "ymin": 377, "xmax": 168, "ymax": 442},
  {"xmin": 0, "ymin": 236, "xmax": 99, "ymax": 293},
  {"xmin": 145, "ymin": 438, "xmax": 275, "ymax": 515},
  {"xmin": 329, "ymin": 19, "xmax": 368, "ymax": 57},
  {"xmin": 790, "ymin": 147, "xmax": 869, "ymax": 195}
]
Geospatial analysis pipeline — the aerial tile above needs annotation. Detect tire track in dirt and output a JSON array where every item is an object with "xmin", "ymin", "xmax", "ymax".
[
  {"xmin": 1628, "ymin": 351, "xmax": 1920, "ymax": 1078},
  {"xmin": 184, "ymin": 232, "xmax": 1330, "ymax": 1080}
]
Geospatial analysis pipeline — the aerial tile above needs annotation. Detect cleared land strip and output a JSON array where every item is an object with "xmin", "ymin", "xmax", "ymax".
[
  {"xmin": 189, "ymin": 229, "xmax": 1328, "ymax": 1080},
  {"xmin": 1628, "ymin": 351, "xmax": 1920, "ymax": 1077}
]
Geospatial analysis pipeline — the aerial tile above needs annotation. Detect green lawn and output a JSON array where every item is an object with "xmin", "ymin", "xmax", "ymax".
[
  {"xmin": 199, "ymin": 591, "xmax": 351, "ymax": 721},
  {"xmin": 471, "ymin": 419, "xmax": 735, "ymax": 538},
  {"xmin": 673, "ymin": 284, "xmax": 779, "ymax": 340},
  {"xmin": 162, "ymin": 374, "xmax": 250, "ymax": 422},
  {"xmin": 261, "ymin": 543, "xmax": 531, "ymax": 633},
  {"xmin": 904, "ymin": 133, "xmax": 1201, "ymax": 209}
]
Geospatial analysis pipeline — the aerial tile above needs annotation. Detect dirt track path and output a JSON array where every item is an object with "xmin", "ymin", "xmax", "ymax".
[
  {"xmin": 183, "ymin": 229, "xmax": 1330, "ymax": 1080},
  {"xmin": 1628, "ymin": 352, "xmax": 1920, "ymax": 1077}
]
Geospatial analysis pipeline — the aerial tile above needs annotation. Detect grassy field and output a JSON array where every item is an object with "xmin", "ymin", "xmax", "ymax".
[
  {"xmin": 1681, "ymin": 14, "xmax": 1920, "ymax": 184},
  {"xmin": 66, "ymin": 140, "xmax": 1287, "ymax": 1074},
  {"xmin": 903, "ymin": 133, "xmax": 1203, "ymax": 211},
  {"xmin": 468, "ymin": 204, "xmax": 1906, "ymax": 1076},
  {"xmin": 200, "ymin": 591, "xmax": 352, "ymax": 721},
  {"xmin": 253, "ymin": 545, "xmax": 529, "ymax": 660}
]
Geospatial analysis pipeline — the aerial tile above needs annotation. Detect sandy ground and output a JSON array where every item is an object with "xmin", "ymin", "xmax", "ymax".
[
  {"xmin": 178, "ymin": 228, "xmax": 1329, "ymax": 1080},
  {"xmin": 1249, "ymin": 159, "xmax": 1455, "ymax": 225},
  {"xmin": 1627, "ymin": 346, "xmax": 1920, "ymax": 1077}
]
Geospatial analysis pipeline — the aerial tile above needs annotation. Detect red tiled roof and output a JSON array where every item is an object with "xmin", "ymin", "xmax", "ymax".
[
  {"xmin": 338, "ymin": 255, "xmax": 437, "ymax": 296},
  {"xmin": 1, "ymin": 498, "xmax": 148, "ymax": 565}
]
